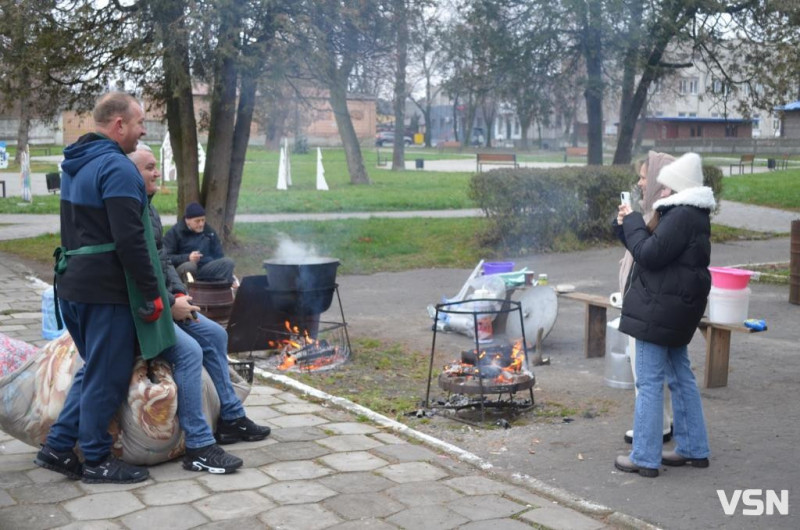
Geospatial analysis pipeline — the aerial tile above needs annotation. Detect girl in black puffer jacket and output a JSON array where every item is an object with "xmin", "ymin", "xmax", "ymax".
[{"xmin": 612, "ymin": 152, "xmax": 715, "ymax": 478}]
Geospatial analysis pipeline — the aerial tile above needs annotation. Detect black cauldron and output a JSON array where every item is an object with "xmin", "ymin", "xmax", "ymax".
[
  {"xmin": 263, "ymin": 257, "xmax": 339, "ymax": 291},
  {"xmin": 263, "ymin": 257, "xmax": 339, "ymax": 315}
]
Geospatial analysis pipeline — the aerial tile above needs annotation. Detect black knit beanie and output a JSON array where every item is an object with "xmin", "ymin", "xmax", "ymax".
[{"xmin": 184, "ymin": 202, "xmax": 206, "ymax": 219}]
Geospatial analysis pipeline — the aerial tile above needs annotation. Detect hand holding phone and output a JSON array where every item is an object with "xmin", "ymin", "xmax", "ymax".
[{"xmin": 620, "ymin": 191, "xmax": 631, "ymax": 208}]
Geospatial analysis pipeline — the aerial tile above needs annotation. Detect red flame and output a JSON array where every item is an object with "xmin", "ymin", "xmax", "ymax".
[
  {"xmin": 269, "ymin": 320, "xmax": 340, "ymax": 372},
  {"xmin": 442, "ymin": 340, "xmax": 527, "ymax": 383}
]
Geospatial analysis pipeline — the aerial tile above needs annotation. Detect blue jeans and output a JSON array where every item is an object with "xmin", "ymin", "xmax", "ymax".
[
  {"xmin": 630, "ymin": 339, "xmax": 710, "ymax": 469},
  {"xmin": 159, "ymin": 314, "xmax": 244, "ymax": 449},
  {"xmin": 46, "ymin": 301, "xmax": 136, "ymax": 462}
]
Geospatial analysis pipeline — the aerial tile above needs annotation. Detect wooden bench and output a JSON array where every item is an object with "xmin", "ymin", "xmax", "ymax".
[
  {"xmin": 558, "ymin": 292, "xmax": 616, "ymax": 358},
  {"xmin": 696, "ymin": 320, "xmax": 761, "ymax": 388},
  {"xmin": 437, "ymin": 140, "xmax": 462, "ymax": 153},
  {"xmin": 376, "ymin": 148, "xmax": 387, "ymax": 167},
  {"xmin": 773, "ymin": 154, "xmax": 790, "ymax": 171},
  {"xmin": 730, "ymin": 154, "xmax": 755, "ymax": 174},
  {"xmin": 557, "ymin": 291, "xmax": 765, "ymax": 388},
  {"xmin": 476, "ymin": 152, "xmax": 518, "ymax": 172},
  {"xmin": 564, "ymin": 146, "xmax": 588, "ymax": 162}
]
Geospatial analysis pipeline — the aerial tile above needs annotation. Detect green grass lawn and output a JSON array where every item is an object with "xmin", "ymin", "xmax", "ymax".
[
  {"xmin": 229, "ymin": 217, "xmax": 494, "ymax": 276},
  {"xmin": 721, "ymin": 169, "xmax": 800, "ymax": 210},
  {"xmin": 3, "ymin": 145, "xmax": 799, "ymax": 213},
  {"xmin": 0, "ymin": 146, "xmax": 475, "ymax": 215},
  {"xmin": 0, "ymin": 145, "xmax": 794, "ymax": 273},
  {"xmin": 0, "ymin": 217, "xmax": 767, "ymax": 278}
]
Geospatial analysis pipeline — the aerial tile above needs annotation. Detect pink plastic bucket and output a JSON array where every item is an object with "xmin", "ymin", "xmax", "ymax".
[
  {"xmin": 708, "ymin": 266, "xmax": 754, "ymax": 290},
  {"xmin": 483, "ymin": 262, "xmax": 514, "ymax": 275}
]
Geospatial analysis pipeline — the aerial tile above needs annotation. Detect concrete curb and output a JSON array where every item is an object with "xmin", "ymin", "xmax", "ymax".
[
  {"xmin": 729, "ymin": 261, "xmax": 790, "ymax": 284},
  {"xmin": 253, "ymin": 365, "xmax": 662, "ymax": 530}
]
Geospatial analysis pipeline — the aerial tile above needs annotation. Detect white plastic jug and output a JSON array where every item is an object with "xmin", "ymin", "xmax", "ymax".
[
  {"xmin": 41, "ymin": 287, "xmax": 66, "ymax": 340},
  {"xmin": 471, "ymin": 289, "xmax": 494, "ymax": 343}
]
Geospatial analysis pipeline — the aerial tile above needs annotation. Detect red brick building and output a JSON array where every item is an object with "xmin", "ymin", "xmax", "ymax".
[{"xmin": 639, "ymin": 117, "xmax": 752, "ymax": 140}]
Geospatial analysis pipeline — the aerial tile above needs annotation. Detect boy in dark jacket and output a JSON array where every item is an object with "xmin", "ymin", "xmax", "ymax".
[{"xmin": 163, "ymin": 203, "xmax": 235, "ymax": 283}]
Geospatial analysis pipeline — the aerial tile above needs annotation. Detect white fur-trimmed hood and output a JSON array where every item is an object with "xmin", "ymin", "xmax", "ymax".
[{"xmin": 653, "ymin": 186, "xmax": 716, "ymax": 212}]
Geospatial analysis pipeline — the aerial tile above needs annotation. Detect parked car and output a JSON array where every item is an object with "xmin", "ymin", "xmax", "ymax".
[{"xmin": 375, "ymin": 131, "xmax": 412, "ymax": 146}]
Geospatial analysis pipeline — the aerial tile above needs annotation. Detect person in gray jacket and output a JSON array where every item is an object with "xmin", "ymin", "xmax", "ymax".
[{"xmin": 163, "ymin": 203, "xmax": 235, "ymax": 283}]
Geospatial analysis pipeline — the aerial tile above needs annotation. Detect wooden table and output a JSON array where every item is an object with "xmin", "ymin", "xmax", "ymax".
[{"xmin": 557, "ymin": 291, "xmax": 765, "ymax": 388}]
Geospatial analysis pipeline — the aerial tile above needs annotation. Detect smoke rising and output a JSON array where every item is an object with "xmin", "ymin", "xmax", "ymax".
[{"xmin": 274, "ymin": 234, "xmax": 321, "ymax": 261}]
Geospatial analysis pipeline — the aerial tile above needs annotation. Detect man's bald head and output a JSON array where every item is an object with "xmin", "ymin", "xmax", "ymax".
[{"xmin": 128, "ymin": 144, "xmax": 160, "ymax": 196}]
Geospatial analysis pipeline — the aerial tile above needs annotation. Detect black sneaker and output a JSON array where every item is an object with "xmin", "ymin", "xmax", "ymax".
[
  {"xmin": 34, "ymin": 444, "xmax": 82, "ymax": 480},
  {"xmin": 215, "ymin": 416, "xmax": 271, "ymax": 445},
  {"xmin": 183, "ymin": 443, "xmax": 243, "ymax": 474},
  {"xmin": 82, "ymin": 456, "xmax": 149, "ymax": 484}
]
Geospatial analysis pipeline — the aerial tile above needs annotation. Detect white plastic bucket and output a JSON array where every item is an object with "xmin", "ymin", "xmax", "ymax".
[
  {"xmin": 708, "ymin": 285, "xmax": 750, "ymax": 325},
  {"xmin": 41, "ymin": 287, "xmax": 66, "ymax": 340},
  {"xmin": 604, "ymin": 317, "xmax": 634, "ymax": 389}
]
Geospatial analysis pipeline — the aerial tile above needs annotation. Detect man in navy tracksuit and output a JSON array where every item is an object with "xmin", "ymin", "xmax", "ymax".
[{"xmin": 35, "ymin": 92, "xmax": 162, "ymax": 484}]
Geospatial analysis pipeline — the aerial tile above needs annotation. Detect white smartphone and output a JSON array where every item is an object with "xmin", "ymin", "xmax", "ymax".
[{"xmin": 620, "ymin": 191, "xmax": 631, "ymax": 208}]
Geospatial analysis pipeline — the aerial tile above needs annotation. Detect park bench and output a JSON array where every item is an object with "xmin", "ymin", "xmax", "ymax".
[
  {"xmin": 557, "ymin": 291, "xmax": 765, "ymax": 388},
  {"xmin": 437, "ymin": 140, "xmax": 462, "ymax": 153},
  {"xmin": 476, "ymin": 152, "xmax": 518, "ymax": 172},
  {"xmin": 696, "ymin": 320, "xmax": 761, "ymax": 388},
  {"xmin": 564, "ymin": 146, "xmax": 588, "ymax": 162},
  {"xmin": 376, "ymin": 148, "xmax": 387, "ymax": 167},
  {"xmin": 730, "ymin": 154, "xmax": 755, "ymax": 174}
]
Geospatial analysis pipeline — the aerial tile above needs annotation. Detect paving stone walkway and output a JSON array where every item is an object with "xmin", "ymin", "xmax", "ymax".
[
  {"xmin": 0, "ymin": 253, "xmax": 648, "ymax": 530},
  {"xmin": 0, "ymin": 386, "xmax": 618, "ymax": 530}
]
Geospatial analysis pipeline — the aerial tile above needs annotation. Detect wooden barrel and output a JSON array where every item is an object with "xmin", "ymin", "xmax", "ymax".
[
  {"xmin": 188, "ymin": 280, "xmax": 234, "ymax": 326},
  {"xmin": 791, "ymin": 220, "xmax": 800, "ymax": 305}
]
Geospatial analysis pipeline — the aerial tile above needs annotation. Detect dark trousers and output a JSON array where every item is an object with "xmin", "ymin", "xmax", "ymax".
[
  {"xmin": 45, "ymin": 300, "xmax": 136, "ymax": 462},
  {"xmin": 177, "ymin": 257, "xmax": 235, "ymax": 283}
]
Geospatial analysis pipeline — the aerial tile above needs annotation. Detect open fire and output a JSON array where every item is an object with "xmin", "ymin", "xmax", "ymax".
[
  {"xmin": 264, "ymin": 320, "xmax": 349, "ymax": 373},
  {"xmin": 438, "ymin": 340, "xmax": 535, "ymax": 395}
]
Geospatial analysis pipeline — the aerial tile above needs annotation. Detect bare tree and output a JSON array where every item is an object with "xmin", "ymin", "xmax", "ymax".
[
  {"xmin": 391, "ymin": 0, "xmax": 409, "ymax": 170},
  {"xmin": 407, "ymin": 4, "xmax": 446, "ymax": 148},
  {"xmin": 0, "ymin": 0, "xmax": 149, "ymax": 162},
  {"xmin": 440, "ymin": 1, "xmax": 500, "ymax": 149},
  {"xmin": 611, "ymin": 1, "xmax": 777, "ymax": 165},
  {"xmin": 287, "ymin": 0, "xmax": 393, "ymax": 184},
  {"xmin": 492, "ymin": 0, "xmax": 564, "ymax": 150},
  {"xmin": 146, "ymin": 0, "xmax": 202, "ymax": 218}
]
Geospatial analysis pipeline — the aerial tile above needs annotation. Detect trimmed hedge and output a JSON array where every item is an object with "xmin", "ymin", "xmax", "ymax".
[{"xmin": 469, "ymin": 164, "xmax": 723, "ymax": 253}]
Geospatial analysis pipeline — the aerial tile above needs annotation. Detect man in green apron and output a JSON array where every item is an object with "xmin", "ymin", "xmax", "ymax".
[
  {"xmin": 130, "ymin": 144, "xmax": 269, "ymax": 474},
  {"xmin": 35, "ymin": 92, "xmax": 174, "ymax": 484}
]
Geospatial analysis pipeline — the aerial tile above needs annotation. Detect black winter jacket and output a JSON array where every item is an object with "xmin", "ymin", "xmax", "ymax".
[
  {"xmin": 615, "ymin": 186, "xmax": 716, "ymax": 347},
  {"xmin": 148, "ymin": 199, "xmax": 187, "ymax": 307},
  {"xmin": 163, "ymin": 219, "xmax": 225, "ymax": 269}
]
